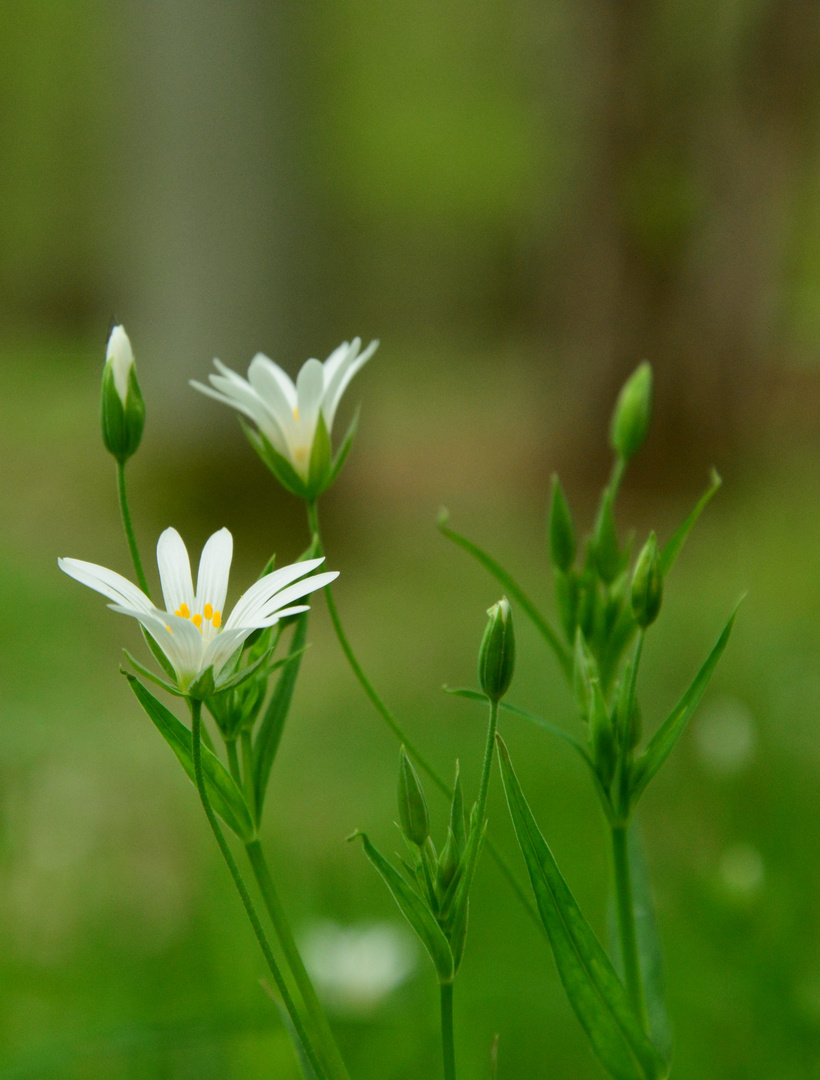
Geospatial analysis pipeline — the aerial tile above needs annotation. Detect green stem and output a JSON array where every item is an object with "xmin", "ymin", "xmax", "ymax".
[
  {"xmin": 116, "ymin": 460, "xmax": 150, "ymax": 597},
  {"xmin": 307, "ymin": 501, "xmax": 544, "ymax": 936},
  {"xmin": 188, "ymin": 700, "xmax": 328, "ymax": 1080},
  {"xmin": 608, "ymin": 455, "xmax": 627, "ymax": 504},
  {"xmin": 611, "ymin": 823, "xmax": 648, "ymax": 1033},
  {"xmin": 245, "ymin": 839, "xmax": 351, "ymax": 1080},
  {"xmin": 476, "ymin": 700, "xmax": 499, "ymax": 827},
  {"xmin": 241, "ymin": 730, "xmax": 257, "ymax": 821},
  {"xmin": 440, "ymin": 982, "xmax": 456, "ymax": 1080},
  {"xmin": 226, "ymin": 739, "xmax": 241, "ymax": 787}
]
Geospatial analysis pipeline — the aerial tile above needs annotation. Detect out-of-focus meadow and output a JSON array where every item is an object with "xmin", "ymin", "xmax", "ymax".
[{"xmin": 4, "ymin": 3, "xmax": 820, "ymax": 1077}]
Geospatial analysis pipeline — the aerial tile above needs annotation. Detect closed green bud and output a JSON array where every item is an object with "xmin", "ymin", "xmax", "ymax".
[
  {"xmin": 590, "ymin": 679, "xmax": 617, "ymax": 790},
  {"xmin": 631, "ymin": 532, "xmax": 663, "ymax": 628},
  {"xmin": 593, "ymin": 495, "xmax": 621, "ymax": 584},
  {"xmin": 478, "ymin": 597, "xmax": 515, "ymax": 702},
  {"xmin": 398, "ymin": 747, "xmax": 429, "ymax": 846},
  {"xmin": 610, "ymin": 361, "xmax": 652, "ymax": 462},
  {"xmin": 101, "ymin": 325, "xmax": 145, "ymax": 462},
  {"xmin": 549, "ymin": 475, "xmax": 576, "ymax": 572}
]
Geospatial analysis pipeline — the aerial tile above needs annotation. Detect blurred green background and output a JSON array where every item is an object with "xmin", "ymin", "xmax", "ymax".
[{"xmin": 4, "ymin": 2, "xmax": 820, "ymax": 1077}]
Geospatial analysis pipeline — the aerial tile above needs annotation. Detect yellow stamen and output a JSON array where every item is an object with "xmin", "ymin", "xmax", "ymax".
[
  {"xmin": 293, "ymin": 406, "xmax": 300, "ymax": 421},
  {"xmin": 166, "ymin": 625, "xmax": 173, "ymax": 634},
  {"xmin": 175, "ymin": 602, "xmax": 190, "ymax": 619},
  {"xmin": 213, "ymin": 610, "xmax": 222, "ymax": 628},
  {"xmin": 192, "ymin": 613, "xmax": 203, "ymax": 629},
  {"xmin": 204, "ymin": 603, "xmax": 213, "ymax": 620}
]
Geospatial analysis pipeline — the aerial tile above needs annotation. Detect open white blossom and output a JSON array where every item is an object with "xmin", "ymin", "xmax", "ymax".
[
  {"xmin": 302, "ymin": 921, "xmax": 416, "ymax": 1014},
  {"xmin": 59, "ymin": 528, "xmax": 337, "ymax": 690},
  {"xmin": 191, "ymin": 338, "xmax": 378, "ymax": 481}
]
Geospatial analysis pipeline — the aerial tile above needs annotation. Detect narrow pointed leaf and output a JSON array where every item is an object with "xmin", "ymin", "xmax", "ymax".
[
  {"xmin": 126, "ymin": 675, "xmax": 255, "ymax": 842},
  {"xmin": 351, "ymin": 832, "xmax": 454, "ymax": 983},
  {"xmin": 660, "ymin": 470, "xmax": 721, "ymax": 577},
  {"xmin": 122, "ymin": 650, "xmax": 184, "ymax": 696},
  {"xmin": 325, "ymin": 405, "xmax": 360, "ymax": 491},
  {"xmin": 437, "ymin": 510, "xmax": 572, "ymax": 679},
  {"xmin": 307, "ymin": 410, "xmax": 333, "ymax": 496},
  {"xmin": 497, "ymin": 737, "xmax": 668, "ymax": 1080},
  {"xmin": 628, "ymin": 823, "xmax": 673, "ymax": 1060},
  {"xmin": 254, "ymin": 610, "xmax": 310, "ymax": 822},
  {"xmin": 259, "ymin": 981, "xmax": 320, "ymax": 1080},
  {"xmin": 630, "ymin": 605, "xmax": 740, "ymax": 805}
]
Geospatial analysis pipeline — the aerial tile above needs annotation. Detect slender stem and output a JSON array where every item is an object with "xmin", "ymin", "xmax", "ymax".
[
  {"xmin": 245, "ymin": 839, "xmax": 351, "ymax": 1080},
  {"xmin": 307, "ymin": 501, "xmax": 544, "ymax": 934},
  {"xmin": 116, "ymin": 460, "xmax": 150, "ymax": 597},
  {"xmin": 241, "ymin": 730, "xmax": 257, "ymax": 821},
  {"xmin": 440, "ymin": 982, "xmax": 456, "ymax": 1080},
  {"xmin": 612, "ymin": 824, "xmax": 648, "ymax": 1033},
  {"xmin": 226, "ymin": 739, "xmax": 241, "ymax": 787},
  {"xmin": 608, "ymin": 455, "xmax": 627, "ymax": 504},
  {"xmin": 188, "ymin": 700, "xmax": 328, "ymax": 1080},
  {"xmin": 476, "ymin": 700, "xmax": 499, "ymax": 827}
]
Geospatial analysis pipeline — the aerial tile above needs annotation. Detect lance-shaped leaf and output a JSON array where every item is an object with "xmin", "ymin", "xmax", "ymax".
[
  {"xmin": 628, "ymin": 824, "xmax": 673, "ymax": 1061},
  {"xmin": 437, "ymin": 509, "xmax": 572, "ymax": 680},
  {"xmin": 629, "ymin": 604, "xmax": 739, "ymax": 806},
  {"xmin": 325, "ymin": 405, "xmax": 360, "ymax": 492},
  {"xmin": 497, "ymin": 737, "xmax": 668, "ymax": 1080},
  {"xmin": 126, "ymin": 674, "xmax": 255, "ymax": 842},
  {"xmin": 254, "ymin": 610, "xmax": 310, "ymax": 822},
  {"xmin": 660, "ymin": 470, "xmax": 721, "ymax": 577},
  {"xmin": 350, "ymin": 831, "xmax": 454, "ymax": 984}
]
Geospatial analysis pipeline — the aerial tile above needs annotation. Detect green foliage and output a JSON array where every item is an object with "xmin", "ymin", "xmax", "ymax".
[{"xmin": 497, "ymin": 737, "xmax": 668, "ymax": 1080}]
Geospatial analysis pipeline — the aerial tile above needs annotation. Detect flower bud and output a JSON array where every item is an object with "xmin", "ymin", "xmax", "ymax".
[
  {"xmin": 398, "ymin": 747, "xmax": 429, "ymax": 847},
  {"xmin": 478, "ymin": 597, "xmax": 515, "ymax": 703},
  {"xmin": 631, "ymin": 532, "xmax": 663, "ymax": 628},
  {"xmin": 592, "ymin": 495, "xmax": 621, "ymax": 585},
  {"xmin": 610, "ymin": 362, "xmax": 652, "ymax": 462},
  {"xmin": 101, "ymin": 325, "xmax": 145, "ymax": 462},
  {"xmin": 549, "ymin": 475, "xmax": 576, "ymax": 572}
]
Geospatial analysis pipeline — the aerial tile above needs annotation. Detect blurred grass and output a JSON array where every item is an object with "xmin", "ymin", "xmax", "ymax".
[{"xmin": 2, "ymin": 341, "xmax": 820, "ymax": 1078}]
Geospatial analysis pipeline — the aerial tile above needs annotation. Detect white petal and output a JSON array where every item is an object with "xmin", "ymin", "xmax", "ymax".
[
  {"xmin": 156, "ymin": 528, "xmax": 195, "ymax": 614},
  {"xmin": 295, "ymin": 358, "xmax": 325, "ymax": 439},
  {"xmin": 250, "ymin": 571, "xmax": 339, "ymax": 621},
  {"xmin": 106, "ymin": 325, "xmax": 134, "ymax": 404},
  {"xmin": 58, "ymin": 557, "xmax": 153, "ymax": 614},
  {"xmin": 247, "ymin": 353, "xmax": 298, "ymax": 411},
  {"xmin": 322, "ymin": 340, "xmax": 353, "ymax": 385},
  {"xmin": 195, "ymin": 528, "xmax": 233, "ymax": 617},
  {"xmin": 223, "ymin": 557, "xmax": 326, "ymax": 629},
  {"xmin": 202, "ymin": 627, "xmax": 256, "ymax": 677},
  {"xmin": 112, "ymin": 606, "xmax": 204, "ymax": 686},
  {"xmin": 323, "ymin": 339, "xmax": 378, "ymax": 432},
  {"xmin": 251, "ymin": 604, "xmax": 310, "ymax": 628}
]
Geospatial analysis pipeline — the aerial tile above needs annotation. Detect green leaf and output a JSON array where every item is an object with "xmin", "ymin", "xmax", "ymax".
[
  {"xmin": 126, "ymin": 675, "xmax": 255, "ymax": 842},
  {"xmin": 437, "ymin": 509, "xmax": 572, "ymax": 680},
  {"xmin": 253, "ymin": 611, "xmax": 310, "ymax": 822},
  {"xmin": 122, "ymin": 650, "xmax": 184, "ymax": 696},
  {"xmin": 629, "ymin": 604, "xmax": 740, "ymax": 805},
  {"xmin": 325, "ymin": 405, "xmax": 360, "ymax": 491},
  {"xmin": 497, "ymin": 737, "xmax": 668, "ymax": 1080},
  {"xmin": 350, "ymin": 831, "xmax": 454, "ymax": 983},
  {"xmin": 259, "ymin": 981, "xmax": 320, "ymax": 1080},
  {"xmin": 659, "ymin": 469, "xmax": 721, "ymax": 577},
  {"xmin": 628, "ymin": 823, "xmax": 673, "ymax": 1061}
]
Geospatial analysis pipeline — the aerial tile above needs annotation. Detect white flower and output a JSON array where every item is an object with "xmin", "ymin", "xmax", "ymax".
[
  {"xmin": 59, "ymin": 527, "xmax": 338, "ymax": 691},
  {"xmin": 191, "ymin": 338, "xmax": 378, "ymax": 482},
  {"xmin": 301, "ymin": 921, "xmax": 416, "ymax": 1015},
  {"xmin": 106, "ymin": 325, "xmax": 134, "ymax": 407}
]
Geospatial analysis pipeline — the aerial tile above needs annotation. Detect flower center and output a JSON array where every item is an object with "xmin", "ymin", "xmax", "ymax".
[{"xmin": 174, "ymin": 601, "xmax": 222, "ymax": 631}]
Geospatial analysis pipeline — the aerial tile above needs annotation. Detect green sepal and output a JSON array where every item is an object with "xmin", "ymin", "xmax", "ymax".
[
  {"xmin": 187, "ymin": 665, "xmax": 216, "ymax": 701},
  {"xmin": 631, "ymin": 534, "xmax": 663, "ymax": 629},
  {"xmin": 240, "ymin": 419, "xmax": 309, "ymax": 500},
  {"xmin": 659, "ymin": 468, "xmax": 721, "ymax": 577},
  {"xmin": 306, "ymin": 410, "xmax": 333, "ymax": 499},
  {"xmin": 549, "ymin": 475, "xmax": 576, "ymax": 572},
  {"xmin": 497, "ymin": 737, "xmax": 668, "ymax": 1080},
  {"xmin": 398, "ymin": 747, "xmax": 430, "ymax": 847},
  {"xmin": 478, "ymin": 597, "xmax": 516, "ymax": 703},
  {"xmin": 554, "ymin": 568, "xmax": 578, "ymax": 643},
  {"xmin": 593, "ymin": 494, "xmax": 622, "ymax": 585},
  {"xmin": 350, "ymin": 831, "xmax": 454, "ymax": 984},
  {"xmin": 126, "ymin": 674, "xmax": 255, "ymax": 842},
  {"xmin": 437, "ymin": 509, "xmax": 572, "ymax": 680},
  {"xmin": 121, "ymin": 650, "xmax": 184, "ymax": 697},
  {"xmin": 101, "ymin": 361, "xmax": 145, "ymax": 463},
  {"xmin": 590, "ymin": 679, "xmax": 617, "ymax": 791},
  {"xmin": 324, "ymin": 405, "xmax": 360, "ymax": 491},
  {"xmin": 629, "ymin": 603, "xmax": 741, "ymax": 807}
]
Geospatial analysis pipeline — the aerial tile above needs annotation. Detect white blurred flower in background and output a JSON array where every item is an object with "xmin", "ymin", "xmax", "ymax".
[{"xmin": 301, "ymin": 921, "xmax": 416, "ymax": 1015}]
